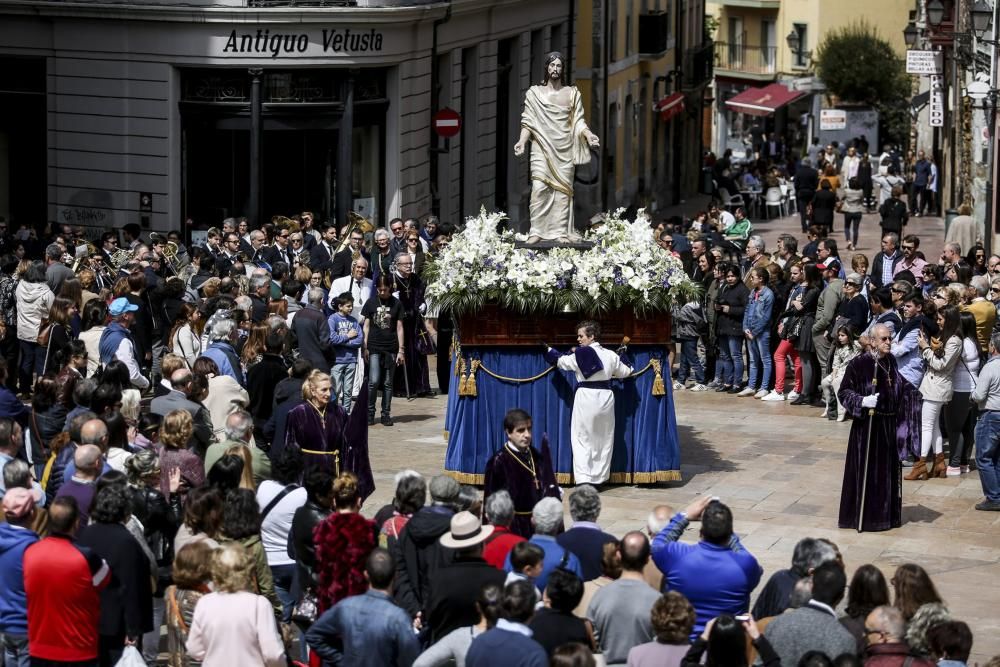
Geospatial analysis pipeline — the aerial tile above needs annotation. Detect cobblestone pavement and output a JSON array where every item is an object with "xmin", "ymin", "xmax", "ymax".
[{"xmin": 363, "ymin": 208, "xmax": 999, "ymax": 662}]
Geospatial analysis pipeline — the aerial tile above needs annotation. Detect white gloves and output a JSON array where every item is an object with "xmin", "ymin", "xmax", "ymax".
[
  {"xmin": 861, "ymin": 393, "xmax": 879, "ymax": 409},
  {"xmin": 418, "ymin": 302, "xmax": 427, "ymax": 315}
]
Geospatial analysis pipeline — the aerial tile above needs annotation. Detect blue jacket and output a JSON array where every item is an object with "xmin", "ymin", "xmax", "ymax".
[
  {"xmin": 202, "ymin": 341, "xmax": 245, "ymax": 387},
  {"xmin": 305, "ymin": 589, "xmax": 419, "ymax": 667},
  {"xmin": 327, "ymin": 313, "xmax": 363, "ymax": 364},
  {"xmin": 0, "ymin": 523, "xmax": 40, "ymax": 635},
  {"xmin": 742, "ymin": 286, "xmax": 774, "ymax": 336},
  {"xmin": 651, "ymin": 512, "xmax": 763, "ymax": 638},
  {"xmin": 504, "ymin": 534, "xmax": 583, "ymax": 594},
  {"xmin": 0, "ymin": 386, "xmax": 29, "ymax": 426},
  {"xmin": 465, "ymin": 621, "xmax": 548, "ymax": 667}
]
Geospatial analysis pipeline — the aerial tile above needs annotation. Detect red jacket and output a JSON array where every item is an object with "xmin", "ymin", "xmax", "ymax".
[
  {"xmin": 864, "ymin": 642, "xmax": 937, "ymax": 667},
  {"xmin": 482, "ymin": 526, "xmax": 525, "ymax": 570},
  {"xmin": 24, "ymin": 534, "xmax": 110, "ymax": 662}
]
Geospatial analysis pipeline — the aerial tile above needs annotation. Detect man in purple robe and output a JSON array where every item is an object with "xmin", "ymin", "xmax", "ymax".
[
  {"xmin": 838, "ymin": 324, "xmax": 911, "ymax": 531},
  {"xmin": 483, "ymin": 409, "xmax": 560, "ymax": 538}
]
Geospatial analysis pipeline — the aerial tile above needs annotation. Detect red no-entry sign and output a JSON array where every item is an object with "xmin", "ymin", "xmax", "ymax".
[{"xmin": 433, "ymin": 108, "xmax": 462, "ymax": 138}]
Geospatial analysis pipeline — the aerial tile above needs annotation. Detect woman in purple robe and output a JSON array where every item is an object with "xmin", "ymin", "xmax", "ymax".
[
  {"xmin": 390, "ymin": 255, "xmax": 432, "ymax": 397},
  {"xmin": 285, "ymin": 370, "xmax": 374, "ymax": 498},
  {"xmin": 837, "ymin": 324, "xmax": 913, "ymax": 532}
]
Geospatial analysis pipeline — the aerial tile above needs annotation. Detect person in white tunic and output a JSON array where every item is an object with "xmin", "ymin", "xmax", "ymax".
[
  {"xmin": 513, "ymin": 52, "xmax": 600, "ymax": 243},
  {"xmin": 545, "ymin": 320, "xmax": 632, "ymax": 484}
]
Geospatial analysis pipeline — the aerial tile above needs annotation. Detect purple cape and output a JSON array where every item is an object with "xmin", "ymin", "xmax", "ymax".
[
  {"xmin": 837, "ymin": 352, "xmax": 911, "ymax": 532},
  {"xmin": 483, "ymin": 437, "xmax": 560, "ymax": 538},
  {"xmin": 285, "ymin": 393, "xmax": 374, "ymax": 500}
]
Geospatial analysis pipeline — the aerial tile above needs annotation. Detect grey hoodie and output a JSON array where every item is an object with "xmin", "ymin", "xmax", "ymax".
[{"xmin": 14, "ymin": 281, "xmax": 54, "ymax": 342}]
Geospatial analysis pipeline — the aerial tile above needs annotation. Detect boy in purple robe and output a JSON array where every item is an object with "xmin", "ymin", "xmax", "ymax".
[{"xmin": 483, "ymin": 409, "xmax": 561, "ymax": 538}]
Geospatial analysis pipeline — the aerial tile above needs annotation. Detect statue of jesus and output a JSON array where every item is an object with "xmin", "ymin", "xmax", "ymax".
[{"xmin": 513, "ymin": 52, "xmax": 600, "ymax": 244}]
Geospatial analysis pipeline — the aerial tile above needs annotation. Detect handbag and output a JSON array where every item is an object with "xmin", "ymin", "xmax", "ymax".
[
  {"xmin": 785, "ymin": 316, "xmax": 804, "ymax": 341},
  {"xmin": 36, "ymin": 317, "xmax": 52, "ymax": 348},
  {"xmin": 291, "ymin": 589, "xmax": 319, "ymax": 625}
]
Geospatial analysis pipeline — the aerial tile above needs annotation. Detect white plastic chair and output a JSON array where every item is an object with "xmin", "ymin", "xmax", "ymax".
[
  {"xmin": 780, "ymin": 183, "xmax": 796, "ymax": 215},
  {"xmin": 764, "ymin": 187, "xmax": 786, "ymax": 218},
  {"xmin": 718, "ymin": 188, "xmax": 745, "ymax": 212}
]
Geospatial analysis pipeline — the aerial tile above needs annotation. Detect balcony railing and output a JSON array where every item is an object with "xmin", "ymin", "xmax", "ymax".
[
  {"xmin": 713, "ymin": 41, "xmax": 777, "ymax": 76},
  {"xmin": 247, "ymin": 0, "xmax": 354, "ymax": 6},
  {"xmin": 682, "ymin": 41, "xmax": 714, "ymax": 89}
]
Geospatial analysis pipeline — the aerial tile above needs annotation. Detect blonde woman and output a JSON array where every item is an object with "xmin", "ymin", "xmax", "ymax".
[
  {"xmin": 224, "ymin": 443, "xmax": 256, "ymax": 491},
  {"xmin": 284, "ymin": 370, "xmax": 372, "ymax": 496},
  {"xmin": 185, "ymin": 543, "xmax": 286, "ymax": 667}
]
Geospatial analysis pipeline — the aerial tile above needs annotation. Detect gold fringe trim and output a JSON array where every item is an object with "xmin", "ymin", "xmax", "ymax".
[
  {"xmin": 608, "ymin": 470, "xmax": 682, "ymax": 484},
  {"xmin": 444, "ymin": 470, "xmax": 485, "ymax": 485},
  {"xmin": 444, "ymin": 469, "xmax": 682, "ymax": 485}
]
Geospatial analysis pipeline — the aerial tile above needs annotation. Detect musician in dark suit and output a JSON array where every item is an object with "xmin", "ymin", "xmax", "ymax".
[
  {"xmin": 262, "ymin": 228, "xmax": 296, "ymax": 269},
  {"xmin": 309, "ymin": 223, "xmax": 339, "ymax": 275},
  {"xmin": 330, "ymin": 227, "xmax": 370, "ymax": 280}
]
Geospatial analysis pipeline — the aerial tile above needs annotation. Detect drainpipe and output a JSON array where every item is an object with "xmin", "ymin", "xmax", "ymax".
[
  {"xmin": 429, "ymin": 4, "xmax": 453, "ymax": 218},
  {"xmin": 601, "ymin": 0, "xmax": 610, "ymax": 211}
]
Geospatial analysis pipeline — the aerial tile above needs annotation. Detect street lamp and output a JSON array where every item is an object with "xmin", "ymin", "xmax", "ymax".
[
  {"xmin": 785, "ymin": 29, "xmax": 800, "ymax": 56},
  {"xmin": 971, "ymin": 0, "xmax": 993, "ymax": 36},
  {"xmin": 927, "ymin": 0, "xmax": 946, "ymax": 27},
  {"xmin": 903, "ymin": 21, "xmax": 919, "ymax": 47}
]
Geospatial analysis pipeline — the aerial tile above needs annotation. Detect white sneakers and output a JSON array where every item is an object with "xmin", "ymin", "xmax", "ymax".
[
  {"xmin": 787, "ymin": 390, "xmax": 800, "ymax": 401},
  {"xmin": 754, "ymin": 389, "xmax": 769, "ymax": 399},
  {"xmin": 689, "ymin": 384, "xmax": 709, "ymax": 392},
  {"xmin": 737, "ymin": 387, "xmax": 756, "ymax": 397},
  {"xmin": 761, "ymin": 390, "xmax": 786, "ymax": 402},
  {"xmin": 672, "ymin": 381, "xmax": 685, "ymax": 391}
]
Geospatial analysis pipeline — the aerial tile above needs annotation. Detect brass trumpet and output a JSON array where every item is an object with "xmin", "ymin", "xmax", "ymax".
[{"xmin": 334, "ymin": 210, "xmax": 375, "ymax": 255}]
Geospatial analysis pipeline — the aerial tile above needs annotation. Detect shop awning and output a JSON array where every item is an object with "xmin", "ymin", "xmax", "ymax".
[
  {"xmin": 724, "ymin": 83, "xmax": 806, "ymax": 117},
  {"xmin": 654, "ymin": 92, "xmax": 685, "ymax": 121}
]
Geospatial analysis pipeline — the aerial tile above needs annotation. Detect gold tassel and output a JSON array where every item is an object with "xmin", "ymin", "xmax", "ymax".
[
  {"xmin": 456, "ymin": 358, "xmax": 467, "ymax": 395},
  {"xmin": 453, "ymin": 339, "xmax": 463, "ymax": 377},
  {"xmin": 465, "ymin": 360, "xmax": 480, "ymax": 398},
  {"xmin": 651, "ymin": 358, "xmax": 666, "ymax": 396}
]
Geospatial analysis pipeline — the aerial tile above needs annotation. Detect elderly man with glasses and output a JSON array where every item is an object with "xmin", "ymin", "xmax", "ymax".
[{"xmin": 838, "ymin": 323, "xmax": 915, "ymax": 531}]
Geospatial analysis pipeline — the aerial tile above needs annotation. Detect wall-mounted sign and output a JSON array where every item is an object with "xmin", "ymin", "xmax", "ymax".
[
  {"xmin": 222, "ymin": 28, "xmax": 384, "ymax": 58},
  {"xmin": 906, "ymin": 50, "xmax": 943, "ymax": 75},
  {"xmin": 929, "ymin": 75, "xmax": 945, "ymax": 127},
  {"xmin": 819, "ymin": 109, "xmax": 847, "ymax": 130},
  {"xmin": 433, "ymin": 108, "xmax": 462, "ymax": 138}
]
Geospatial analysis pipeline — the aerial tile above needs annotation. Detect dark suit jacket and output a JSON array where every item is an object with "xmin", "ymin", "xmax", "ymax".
[
  {"xmin": 794, "ymin": 166, "xmax": 819, "ymax": 197},
  {"xmin": 291, "ymin": 305, "xmax": 335, "ymax": 371},
  {"xmin": 78, "ymin": 522, "xmax": 153, "ymax": 638},
  {"xmin": 556, "ymin": 525, "xmax": 618, "ymax": 581},
  {"xmin": 427, "ymin": 557, "xmax": 506, "ymax": 642},
  {"xmin": 329, "ymin": 248, "xmax": 371, "ymax": 280},
  {"xmin": 150, "ymin": 390, "xmax": 214, "ymax": 453},
  {"xmin": 310, "ymin": 242, "xmax": 337, "ymax": 275},
  {"xmin": 263, "ymin": 245, "xmax": 294, "ymax": 269}
]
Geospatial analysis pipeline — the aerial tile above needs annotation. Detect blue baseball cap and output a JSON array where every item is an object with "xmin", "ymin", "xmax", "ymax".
[{"xmin": 109, "ymin": 297, "xmax": 139, "ymax": 317}]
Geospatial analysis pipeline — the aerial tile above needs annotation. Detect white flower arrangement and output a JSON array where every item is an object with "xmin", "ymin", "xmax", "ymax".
[{"xmin": 423, "ymin": 207, "xmax": 700, "ymax": 315}]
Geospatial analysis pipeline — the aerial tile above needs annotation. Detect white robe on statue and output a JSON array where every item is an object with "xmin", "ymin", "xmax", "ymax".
[
  {"xmin": 557, "ymin": 342, "xmax": 632, "ymax": 484},
  {"xmin": 521, "ymin": 85, "xmax": 593, "ymax": 241}
]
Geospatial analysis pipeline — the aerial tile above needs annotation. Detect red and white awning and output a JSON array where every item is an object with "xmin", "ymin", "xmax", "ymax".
[
  {"xmin": 654, "ymin": 92, "xmax": 686, "ymax": 122},
  {"xmin": 724, "ymin": 83, "xmax": 806, "ymax": 117}
]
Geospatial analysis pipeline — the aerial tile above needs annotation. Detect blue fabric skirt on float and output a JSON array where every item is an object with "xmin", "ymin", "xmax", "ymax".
[{"xmin": 444, "ymin": 345, "xmax": 681, "ymax": 484}]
